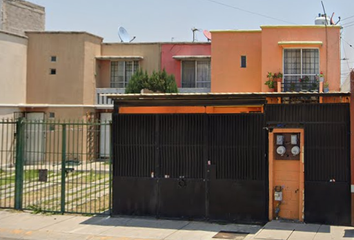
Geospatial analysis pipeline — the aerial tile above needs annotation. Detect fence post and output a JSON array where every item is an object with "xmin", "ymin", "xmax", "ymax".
[
  {"xmin": 14, "ymin": 118, "xmax": 24, "ymax": 210},
  {"xmin": 60, "ymin": 124, "xmax": 66, "ymax": 214},
  {"xmin": 109, "ymin": 121, "xmax": 113, "ymax": 216}
]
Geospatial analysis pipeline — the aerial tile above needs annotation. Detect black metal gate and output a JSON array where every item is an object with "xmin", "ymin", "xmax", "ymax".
[
  {"xmin": 266, "ymin": 103, "xmax": 351, "ymax": 225},
  {"xmin": 112, "ymin": 113, "xmax": 268, "ymax": 223}
]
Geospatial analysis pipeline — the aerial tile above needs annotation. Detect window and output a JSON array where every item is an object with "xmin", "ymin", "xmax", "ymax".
[
  {"xmin": 283, "ymin": 49, "xmax": 319, "ymax": 91},
  {"xmin": 51, "ymin": 56, "xmax": 57, "ymax": 62},
  {"xmin": 49, "ymin": 112, "xmax": 55, "ymax": 118},
  {"xmin": 181, "ymin": 60, "xmax": 211, "ymax": 88},
  {"xmin": 110, "ymin": 61, "xmax": 139, "ymax": 88},
  {"xmin": 241, "ymin": 56, "xmax": 247, "ymax": 68},
  {"xmin": 50, "ymin": 69, "xmax": 56, "ymax": 75}
]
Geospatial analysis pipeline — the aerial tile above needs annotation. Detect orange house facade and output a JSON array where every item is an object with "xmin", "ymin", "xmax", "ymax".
[{"xmin": 211, "ymin": 25, "xmax": 341, "ymax": 93}]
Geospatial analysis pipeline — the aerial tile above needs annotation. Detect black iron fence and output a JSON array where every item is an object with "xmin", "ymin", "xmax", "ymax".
[
  {"xmin": 0, "ymin": 118, "xmax": 112, "ymax": 215},
  {"xmin": 282, "ymin": 82, "xmax": 319, "ymax": 92}
]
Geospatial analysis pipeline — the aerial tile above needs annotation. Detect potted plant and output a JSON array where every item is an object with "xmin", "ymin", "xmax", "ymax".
[
  {"xmin": 299, "ymin": 76, "xmax": 310, "ymax": 91},
  {"xmin": 290, "ymin": 82, "xmax": 296, "ymax": 92},
  {"xmin": 318, "ymin": 71, "xmax": 324, "ymax": 82},
  {"xmin": 265, "ymin": 72, "xmax": 276, "ymax": 91},
  {"xmin": 273, "ymin": 72, "xmax": 283, "ymax": 82},
  {"xmin": 324, "ymin": 81, "xmax": 329, "ymax": 92}
]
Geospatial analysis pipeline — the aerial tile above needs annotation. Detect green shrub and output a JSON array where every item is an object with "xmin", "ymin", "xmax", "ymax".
[
  {"xmin": 125, "ymin": 69, "xmax": 149, "ymax": 94},
  {"xmin": 125, "ymin": 69, "xmax": 178, "ymax": 94}
]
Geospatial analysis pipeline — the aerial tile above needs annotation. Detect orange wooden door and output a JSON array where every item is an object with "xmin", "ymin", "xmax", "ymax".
[{"xmin": 269, "ymin": 129, "xmax": 304, "ymax": 221}]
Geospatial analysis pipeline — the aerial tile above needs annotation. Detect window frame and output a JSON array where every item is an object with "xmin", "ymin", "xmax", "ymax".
[
  {"xmin": 181, "ymin": 60, "xmax": 211, "ymax": 88},
  {"xmin": 110, "ymin": 60, "xmax": 139, "ymax": 88},
  {"xmin": 283, "ymin": 48, "xmax": 320, "ymax": 81}
]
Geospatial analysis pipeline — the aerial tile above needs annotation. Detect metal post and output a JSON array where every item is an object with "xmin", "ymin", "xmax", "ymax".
[
  {"xmin": 14, "ymin": 118, "xmax": 24, "ymax": 210},
  {"xmin": 108, "ymin": 120, "xmax": 113, "ymax": 216},
  {"xmin": 61, "ymin": 124, "xmax": 66, "ymax": 214}
]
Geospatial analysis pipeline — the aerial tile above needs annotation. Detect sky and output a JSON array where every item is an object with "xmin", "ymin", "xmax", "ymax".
[{"xmin": 29, "ymin": 0, "xmax": 354, "ymax": 82}]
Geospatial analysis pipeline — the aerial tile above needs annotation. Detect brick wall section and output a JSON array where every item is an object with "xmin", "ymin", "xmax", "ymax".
[{"xmin": 1, "ymin": 0, "xmax": 45, "ymax": 36}]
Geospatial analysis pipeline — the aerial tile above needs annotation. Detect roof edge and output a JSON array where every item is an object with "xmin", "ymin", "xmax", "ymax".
[
  {"xmin": 25, "ymin": 31, "xmax": 104, "ymax": 40},
  {"xmin": 0, "ymin": 30, "xmax": 28, "ymax": 39}
]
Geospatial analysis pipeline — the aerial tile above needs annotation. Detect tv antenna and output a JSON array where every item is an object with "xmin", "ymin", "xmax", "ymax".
[
  {"xmin": 118, "ymin": 27, "xmax": 136, "ymax": 42},
  {"xmin": 191, "ymin": 27, "xmax": 200, "ymax": 42},
  {"xmin": 320, "ymin": 1, "xmax": 339, "ymax": 25}
]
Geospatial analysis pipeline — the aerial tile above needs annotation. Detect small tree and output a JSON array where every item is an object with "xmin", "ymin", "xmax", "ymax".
[
  {"xmin": 125, "ymin": 69, "xmax": 178, "ymax": 94},
  {"xmin": 125, "ymin": 69, "xmax": 149, "ymax": 94}
]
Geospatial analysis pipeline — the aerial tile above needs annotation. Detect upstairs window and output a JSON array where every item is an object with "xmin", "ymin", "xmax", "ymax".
[
  {"xmin": 182, "ymin": 60, "xmax": 211, "ymax": 88},
  {"xmin": 283, "ymin": 49, "xmax": 319, "ymax": 91},
  {"xmin": 241, "ymin": 56, "xmax": 247, "ymax": 68},
  {"xmin": 110, "ymin": 61, "xmax": 139, "ymax": 88}
]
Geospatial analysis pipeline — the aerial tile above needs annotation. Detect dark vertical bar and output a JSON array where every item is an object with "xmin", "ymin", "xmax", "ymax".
[
  {"xmin": 109, "ymin": 120, "xmax": 113, "ymax": 215},
  {"xmin": 111, "ymin": 102, "xmax": 118, "ymax": 216},
  {"xmin": 14, "ymin": 118, "xmax": 24, "ymax": 210},
  {"xmin": 204, "ymin": 114, "xmax": 209, "ymax": 219},
  {"xmin": 155, "ymin": 115, "xmax": 160, "ymax": 178},
  {"xmin": 60, "ymin": 124, "xmax": 66, "ymax": 214},
  {"xmin": 351, "ymin": 70, "xmax": 354, "ymax": 226},
  {"xmin": 155, "ymin": 115, "xmax": 160, "ymax": 216}
]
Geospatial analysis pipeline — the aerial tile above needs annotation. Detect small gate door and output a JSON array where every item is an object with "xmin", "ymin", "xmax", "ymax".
[
  {"xmin": 269, "ymin": 129, "xmax": 304, "ymax": 221},
  {"xmin": 24, "ymin": 112, "xmax": 45, "ymax": 164}
]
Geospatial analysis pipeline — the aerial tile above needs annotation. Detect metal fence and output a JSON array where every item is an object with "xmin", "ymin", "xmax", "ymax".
[{"xmin": 0, "ymin": 118, "xmax": 112, "ymax": 215}]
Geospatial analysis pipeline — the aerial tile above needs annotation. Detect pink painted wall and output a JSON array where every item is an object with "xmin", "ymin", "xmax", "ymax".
[{"xmin": 161, "ymin": 43, "xmax": 211, "ymax": 87}]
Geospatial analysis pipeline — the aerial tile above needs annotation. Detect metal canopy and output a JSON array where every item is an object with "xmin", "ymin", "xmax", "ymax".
[{"xmin": 106, "ymin": 92, "xmax": 350, "ymax": 107}]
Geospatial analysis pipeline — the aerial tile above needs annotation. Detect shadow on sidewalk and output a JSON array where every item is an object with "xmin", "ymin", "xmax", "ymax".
[{"xmin": 80, "ymin": 214, "xmax": 262, "ymax": 234}]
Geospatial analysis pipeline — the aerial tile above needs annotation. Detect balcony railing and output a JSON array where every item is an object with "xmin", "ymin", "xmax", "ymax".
[
  {"xmin": 282, "ymin": 81, "xmax": 319, "ymax": 92},
  {"xmin": 96, "ymin": 88, "xmax": 125, "ymax": 105}
]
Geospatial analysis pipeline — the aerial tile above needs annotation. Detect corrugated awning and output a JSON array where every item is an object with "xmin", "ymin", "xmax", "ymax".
[
  {"xmin": 173, "ymin": 55, "xmax": 211, "ymax": 60},
  {"xmin": 96, "ymin": 56, "xmax": 144, "ymax": 60}
]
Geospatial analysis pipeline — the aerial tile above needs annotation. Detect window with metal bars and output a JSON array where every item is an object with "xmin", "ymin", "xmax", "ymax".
[
  {"xmin": 283, "ymin": 49, "xmax": 319, "ymax": 91},
  {"xmin": 110, "ymin": 61, "xmax": 139, "ymax": 88},
  {"xmin": 181, "ymin": 60, "xmax": 211, "ymax": 88}
]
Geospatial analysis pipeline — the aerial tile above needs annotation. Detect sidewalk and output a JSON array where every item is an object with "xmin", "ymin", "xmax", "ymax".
[{"xmin": 0, "ymin": 209, "xmax": 354, "ymax": 240}]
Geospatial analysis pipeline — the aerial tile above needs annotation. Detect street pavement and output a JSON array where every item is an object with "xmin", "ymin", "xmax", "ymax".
[{"xmin": 1, "ymin": 209, "xmax": 354, "ymax": 240}]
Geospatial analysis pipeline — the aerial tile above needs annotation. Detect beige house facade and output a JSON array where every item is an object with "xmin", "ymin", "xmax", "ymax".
[{"xmin": 0, "ymin": 31, "xmax": 27, "ymax": 118}]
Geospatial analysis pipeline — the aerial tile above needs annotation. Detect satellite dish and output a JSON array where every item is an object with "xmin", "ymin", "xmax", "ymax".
[
  {"xmin": 203, "ymin": 30, "xmax": 212, "ymax": 41},
  {"xmin": 118, "ymin": 27, "xmax": 130, "ymax": 42}
]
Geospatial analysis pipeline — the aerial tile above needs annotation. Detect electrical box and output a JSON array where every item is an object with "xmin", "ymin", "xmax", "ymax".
[
  {"xmin": 274, "ymin": 133, "xmax": 300, "ymax": 160},
  {"xmin": 274, "ymin": 185, "xmax": 283, "ymax": 201},
  {"xmin": 276, "ymin": 135, "xmax": 284, "ymax": 145},
  {"xmin": 291, "ymin": 134, "xmax": 297, "ymax": 145},
  {"xmin": 274, "ymin": 191, "xmax": 282, "ymax": 201}
]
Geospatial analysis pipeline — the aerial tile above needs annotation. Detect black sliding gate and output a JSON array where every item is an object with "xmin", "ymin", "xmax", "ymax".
[{"xmin": 112, "ymin": 113, "xmax": 268, "ymax": 223}]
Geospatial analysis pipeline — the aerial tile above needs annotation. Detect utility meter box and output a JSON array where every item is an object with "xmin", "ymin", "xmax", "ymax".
[
  {"xmin": 274, "ymin": 185, "xmax": 283, "ymax": 201},
  {"xmin": 274, "ymin": 191, "xmax": 282, "ymax": 201}
]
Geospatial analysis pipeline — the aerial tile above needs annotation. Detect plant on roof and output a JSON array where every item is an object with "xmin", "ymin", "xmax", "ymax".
[{"xmin": 125, "ymin": 69, "xmax": 178, "ymax": 94}]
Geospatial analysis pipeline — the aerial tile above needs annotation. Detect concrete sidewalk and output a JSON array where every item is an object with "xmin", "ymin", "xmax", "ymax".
[{"xmin": 0, "ymin": 210, "xmax": 354, "ymax": 240}]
